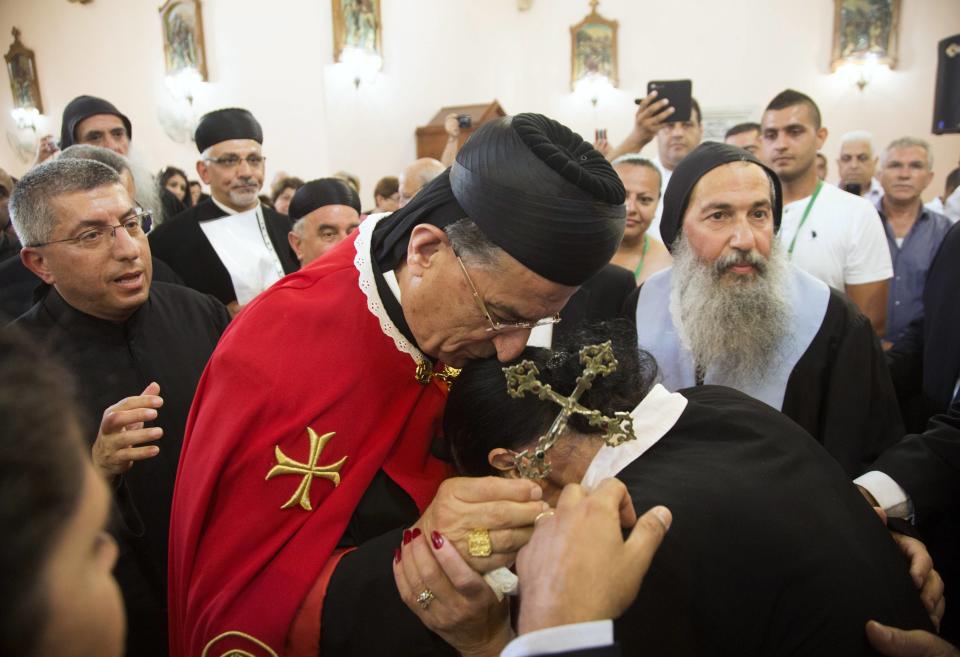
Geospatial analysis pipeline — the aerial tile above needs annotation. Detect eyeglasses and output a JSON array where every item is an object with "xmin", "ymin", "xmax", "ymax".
[
  {"xmin": 203, "ymin": 154, "xmax": 266, "ymax": 169},
  {"xmin": 455, "ymin": 254, "xmax": 561, "ymax": 333},
  {"xmin": 30, "ymin": 210, "xmax": 150, "ymax": 249}
]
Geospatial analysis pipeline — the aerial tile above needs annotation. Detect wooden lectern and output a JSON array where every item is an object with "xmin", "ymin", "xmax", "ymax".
[{"xmin": 415, "ymin": 100, "xmax": 507, "ymax": 159}]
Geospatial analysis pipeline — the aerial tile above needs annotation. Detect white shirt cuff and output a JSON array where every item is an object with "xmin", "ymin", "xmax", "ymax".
[
  {"xmin": 501, "ymin": 620, "xmax": 613, "ymax": 657},
  {"xmin": 855, "ymin": 470, "xmax": 914, "ymax": 520}
]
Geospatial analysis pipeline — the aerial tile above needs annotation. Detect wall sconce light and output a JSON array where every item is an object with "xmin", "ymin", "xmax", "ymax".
[
  {"xmin": 339, "ymin": 46, "xmax": 382, "ymax": 90},
  {"xmin": 836, "ymin": 53, "xmax": 889, "ymax": 92},
  {"xmin": 158, "ymin": 67, "xmax": 203, "ymax": 143},
  {"xmin": 574, "ymin": 73, "xmax": 615, "ymax": 108},
  {"xmin": 10, "ymin": 106, "xmax": 40, "ymax": 131}
]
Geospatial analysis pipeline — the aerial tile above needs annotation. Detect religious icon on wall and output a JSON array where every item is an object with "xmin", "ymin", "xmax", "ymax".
[
  {"xmin": 569, "ymin": 0, "xmax": 619, "ymax": 91},
  {"xmin": 831, "ymin": 0, "xmax": 900, "ymax": 70},
  {"xmin": 332, "ymin": 0, "xmax": 382, "ymax": 63},
  {"xmin": 159, "ymin": 0, "xmax": 209, "ymax": 80},
  {"xmin": 4, "ymin": 28, "xmax": 43, "ymax": 114}
]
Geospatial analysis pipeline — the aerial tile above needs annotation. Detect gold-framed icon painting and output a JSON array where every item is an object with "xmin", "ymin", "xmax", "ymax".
[
  {"xmin": 5, "ymin": 28, "xmax": 43, "ymax": 113},
  {"xmin": 831, "ymin": 0, "xmax": 900, "ymax": 70},
  {"xmin": 332, "ymin": 0, "xmax": 382, "ymax": 63},
  {"xmin": 159, "ymin": 0, "xmax": 209, "ymax": 80},
  {"xmin": 570, "ymin": 1, "xmax": 618, "ymax": 91}
]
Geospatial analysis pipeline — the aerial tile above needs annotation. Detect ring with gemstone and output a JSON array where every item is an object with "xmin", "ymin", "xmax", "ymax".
[{"xmin": 416, "ymin": 588, "xmax": 436, "ymax": 609}]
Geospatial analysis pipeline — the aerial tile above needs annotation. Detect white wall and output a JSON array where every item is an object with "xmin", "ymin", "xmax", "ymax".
[{"xmin": 1, "ymin": 0, "xmax": 958, "ymax": 207}]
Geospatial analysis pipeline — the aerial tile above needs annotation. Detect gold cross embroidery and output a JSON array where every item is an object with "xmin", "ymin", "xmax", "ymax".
[{"xmin": 265, "ymin": 427, "xmax": 348, "ymax": 511}]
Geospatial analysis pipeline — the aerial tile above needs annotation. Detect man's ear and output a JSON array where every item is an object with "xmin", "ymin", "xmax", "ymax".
[
  {"xmin": 287, "ymin": 231, "xmax": 303, "ymax": 262},
  {"xmin": 815, "ymin": 126, "xmax": 829, "ymax": 151},
  {"xmin": 405, "ymin": 224, "xmax": 449, "ymax": 276},
  {"xmin": 196, "ymin": 160, "xmax": 211, "ymax": 185},
  {"xmin": 488, "ymin": 448, "xmax": 519, "ymax": 475},
  {"xmin": 20, "ymin": 247, "xmax": 55, "ymax": 284}
]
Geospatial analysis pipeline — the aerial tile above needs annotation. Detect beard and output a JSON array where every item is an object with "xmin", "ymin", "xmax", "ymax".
[{"xmin": 669, "ymin": 236, "xmax": 790, "ymax": 387}]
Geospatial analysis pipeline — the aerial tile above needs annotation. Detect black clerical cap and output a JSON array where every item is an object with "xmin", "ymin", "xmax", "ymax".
[
  {"xmin": 59, "ymin": 95, "xmax": 132, "ymax": 149},
  {"xmin": 449, "ymin": 114, "xmax": 625, "ymax": 286},
  {"xmin": 288, "ymin": 178, "xmax": 361, "ymax": 220},
  {"xmin": 194, "ymin": 108, "xmax": 263, "ymax": 153},
  {"xmin": 660, "ymin": 141, "xmax": 782, "ymax": 251}
]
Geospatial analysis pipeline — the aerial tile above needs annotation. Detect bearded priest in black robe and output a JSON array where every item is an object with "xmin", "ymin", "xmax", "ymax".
[
  {"xmin": 149, "ymin": 108, "xmax": 298, "ymax": 315},
  {"xmin": 625, "ymin": 142, "xmax": 903, "ymax": 479}
]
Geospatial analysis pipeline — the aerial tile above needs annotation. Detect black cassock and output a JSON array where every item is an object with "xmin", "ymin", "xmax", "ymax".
[
  {"xmin": 12, "ymin": 283, "xmax": 230, "ymax": 657},
  {"xmin": 148, "ymin": 197, "xmax": 298, "ymax": 306},
  {"xmin": 612, "ymin": 385, "xmax": 930, "ymax": 655}
]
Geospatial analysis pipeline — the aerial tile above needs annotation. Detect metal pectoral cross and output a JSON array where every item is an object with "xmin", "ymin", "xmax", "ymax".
[
  {"xmin": 265, "ymin": 427, "xmax": 348, "ymax": 511},
  {"xmin": 502, "ymin": 340, "xmax": 636, "ymax": 479}
]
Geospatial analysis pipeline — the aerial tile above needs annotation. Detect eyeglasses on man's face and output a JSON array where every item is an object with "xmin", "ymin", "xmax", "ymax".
[
  {"xmin": 30, "ymin": 209, "xmax": 151, "ymax": 249},
  {"xmin": 203, "ymin": 154, "xmax": 267, "ymax": 169},
  {"xmin": 454, "ymin": 253, "xmax": 561, "ymax": 333}
]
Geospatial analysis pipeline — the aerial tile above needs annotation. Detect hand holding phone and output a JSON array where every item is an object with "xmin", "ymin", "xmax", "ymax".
[{"xmin": 645, "ymin": 80, "xmax": 693, "ymax": 123}]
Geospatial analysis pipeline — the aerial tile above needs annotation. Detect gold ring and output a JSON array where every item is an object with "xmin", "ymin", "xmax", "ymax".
[
  {"xmin": 416, "ymin": 588, "xmax": 435, "ymax": 609},
  {"xmin": 534, "ymin": 510, "xmax": 555, "ymax": 525},
  {"xmin": 467, "ymin": 528, "xmax": 492, "ymax": 557}
]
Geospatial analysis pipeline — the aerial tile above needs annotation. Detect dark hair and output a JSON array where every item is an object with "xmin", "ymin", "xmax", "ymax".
[
  {"xmin": 374, "ymin": 175, "xmax": 399, "ymax": 200},
  {"xmin": 690, "ymin": 98, "xmax": 702, "ymax": 125},
  {"xmin": 271, "ymin": 176, "xmax": 305, "ymax": 201},
  {"xmin": 765, "ymin": 89, "xmax": 822, "ymax": 129},
  {"xmin": 0, "ymin": 327, "xmax": 87, "ymax": 657},
  {"xmin": 945, "ymin": 168, "xmax": 960, "ymax": 197},
  {"xmin": 444, "ymin": 321, "xmax": 658, "ymax": 476},
  {"xmin": 188, "ymin": 180, "xmax": 201, "ymax": 190},
  {"xmin": 725, "ymin": 122, "xmax": 761, "ymax": 139},
  {"xmin": 159, "ymin": 166, "xmax": 188, "ymax": 188}
]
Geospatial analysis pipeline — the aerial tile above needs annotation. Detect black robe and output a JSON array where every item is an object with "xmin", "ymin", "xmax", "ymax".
[
  {"xmin": 624, "ymin": 286, "xmax": 904, "ymax": 477},
  {"xmin": 148, "ymin": 197, "xmax": 298, "ymax": 305},
  {"xmin": 613, "ymin": 385, "xmax": 931, "ymax": 655},
  {"xmin": 11, "ymin": 283, "xmax": 230, "ymax": 657}
]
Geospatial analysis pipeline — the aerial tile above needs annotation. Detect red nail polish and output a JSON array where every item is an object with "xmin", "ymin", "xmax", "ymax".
[
  {"xmin": 394, "ymin": 548, "xmax": 401, "ymax": 564},
  {"xmin": 411, "ymin": 528, "xmax": 422, "ymax": 540},
  {"xmin": 431, "ymin": 531, "xmax": 444, "ymax": 549},
  {"xmin": 402, "ymin": 529, "xmax": 412, "ymax": 545}
]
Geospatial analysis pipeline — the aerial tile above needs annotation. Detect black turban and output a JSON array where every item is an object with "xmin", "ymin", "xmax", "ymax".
[
  {"xmin": 59, "ymin": 95, "xmax": 132, "ymax": 149},
  {"xmin": 372, "ymin": 113, "xmax": 625, "ymax": 287},
  {"xmin": 660, "ymin": 141, "xmax": 783, "ymax": 251},
  {"xmin": 194, "ymin": 108, "xmax": 263, "ymax": 153},
  {"xmin": 288, "ymin": 178, "xmax": 361, "ymax": 220}
]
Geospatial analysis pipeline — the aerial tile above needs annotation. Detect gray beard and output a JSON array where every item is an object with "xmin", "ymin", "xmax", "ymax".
[{"xmin": 669, "ymin": 237, "xmax": 790, "ymax": 387}]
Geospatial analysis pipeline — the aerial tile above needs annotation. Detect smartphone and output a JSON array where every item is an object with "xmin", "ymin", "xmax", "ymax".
[
  {"xmin": 457, "ymin": 114, "xmax": 472, "ymax": 129},
  {"xmin": 646, "ymin": 80, "xmax": 693, "ymax": 123}
]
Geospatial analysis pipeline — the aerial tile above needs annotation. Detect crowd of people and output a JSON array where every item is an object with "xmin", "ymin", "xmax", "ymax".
[{"xmin": 0, "ymin": 82, "xmax": 959, "ymax": 657}]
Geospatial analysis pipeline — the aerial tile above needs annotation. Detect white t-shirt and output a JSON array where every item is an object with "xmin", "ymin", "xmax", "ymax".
[{"xmin": 778, "ymin": 182, "xmax": 892, "ymax": 291}]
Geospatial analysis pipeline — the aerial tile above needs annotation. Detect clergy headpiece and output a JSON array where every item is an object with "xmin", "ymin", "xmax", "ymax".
[
  {"xmin": 370, "ymin": 113, "xmax": 626, "ymax": 287},
  {"xmin": 194, "ymin": 108, "xmax": 263, "ymax": 153},
  {"xmin": 59, "ymin": 95, "xmax": 132, "ymax": 149},
  {"xmin": 659, "ymin": 141, "xmax": 783, "ymax": 251},
  {"xmin": 288, "ymin": 178, "xmax": 361, "ymax": 220}
]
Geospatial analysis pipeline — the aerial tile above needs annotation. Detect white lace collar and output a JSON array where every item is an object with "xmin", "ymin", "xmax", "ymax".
[{"xmin": 353, "ymin": 213, "xmax": 426, "ymax": 368}]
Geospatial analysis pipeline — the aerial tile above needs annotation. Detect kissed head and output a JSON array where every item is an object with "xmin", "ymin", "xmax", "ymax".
[
  {"xmin": 614, "ymin": 157, "xmax": 661, "ymax": 242},
  {"xmin": 443, "ymin": 323, "xmax": 656, "ymax": 505},
  {"xmin": 879, "ymin": 137, "xmax": 934, "ymax": 205},
  {"xmin": 0, "ymin": 329, "xmax": 124, "ymax": 657},
  {"xmin": 656, "ymin": 98, "xmax": 703, "ymax": 170},
  {"xmin": 12, "ymin": 159, "xmax": 152, "ymax": 322},
  {"xmin": 761, "ymin": 89, "xmax": 827, "ymax": 183}
]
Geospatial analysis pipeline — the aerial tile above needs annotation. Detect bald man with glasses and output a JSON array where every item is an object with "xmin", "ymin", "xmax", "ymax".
[{"xmin": 9, "ymin": 157, "xmax": 230, "ymax": 657}]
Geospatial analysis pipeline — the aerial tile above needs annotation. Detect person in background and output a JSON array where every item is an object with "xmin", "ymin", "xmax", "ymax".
[
  {"xmin": 333, "ymin": 170, "xmax": 361, "ymax": 196},
  {"xmin": 271, "ymin": 175, "xmax": 304, "ymax": 215},
  {"xmin": 724, "ymin": 122, "xmax": 762, "ymax": 155},
  {"xmin": 188, "ymin": 180, "xmax": 207, "ymax": 207},
  {"xmin": 0, "ymin": 166, "xmax": 19, "ymax": 260},
  {"xmin": 371, "ymin": 175, "xmax": 400, "ymax": 214},
  {"xmin": 925, "ymin": 167, "xmax": 960, "ymax": 223},
  {"xmin": 837, "ymin": 130, "xmax": 883, "ymax": 204},
  {"xmin": 159, "ymin": 166, "xmax": 189, "ymax": 205},
  {"xmin": 608, "ymin": 155, "xmax": 672, "ymax": 284},
  {"xmin": 398, "ymin": 157, "xmax": 446, "ymax": 207},
  {"xmin": 287, "ymin": 178, "xmax": 362, "ymax": 266},
  {"xmin": 816, "ymin": 152, "xmax": 828, "ymax": 181}
]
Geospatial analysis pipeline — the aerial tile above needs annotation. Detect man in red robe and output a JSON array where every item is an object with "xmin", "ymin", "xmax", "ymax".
[{"xmin": 168, "ymin": 113, "xmax": 629, "ymax": 657}]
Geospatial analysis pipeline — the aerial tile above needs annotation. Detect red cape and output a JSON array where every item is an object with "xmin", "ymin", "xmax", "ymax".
[{"xmin": 168, "ymin": 229, "xmax": 451, "ymax": 657}]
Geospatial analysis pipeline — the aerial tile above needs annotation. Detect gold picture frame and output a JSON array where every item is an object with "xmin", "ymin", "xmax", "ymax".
[
  {"xmin": 4, "ymin": 28, "xmax": 43, "ymax": 113},
  {"xmin": 831, "ymin": 0, "xmax": 900, "ymax": 71},
  {"xmin": 570, "ymin": 1, "xmax": 619, "ymax": 91},
  {"xmin": 331, "ymin": 0, "xmax": 383, "ymax": 63},
  {"xmin": 159, "ymin": 0, "xmax": 208, "ymax": 80}
]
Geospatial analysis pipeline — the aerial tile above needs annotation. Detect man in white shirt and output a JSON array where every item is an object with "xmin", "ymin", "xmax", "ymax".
[
  {"xmin": 149, "ymin": 108, "xmax": 298, "ymax": 316},
  {"xmin": 837, "ymin": 130, "xmax": 884, "ymax": 204},
  {"xmin": 760, "ymin": 89, "xmax": 892, "ymax": 335}
]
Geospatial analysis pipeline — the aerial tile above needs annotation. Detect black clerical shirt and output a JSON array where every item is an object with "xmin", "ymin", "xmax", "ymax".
[{"xmin": 12, "ymin": 283, "xmax": 230, "ymax": 657}]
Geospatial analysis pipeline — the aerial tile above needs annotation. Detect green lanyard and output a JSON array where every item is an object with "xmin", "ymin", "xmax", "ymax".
[
  {"xmin": 787, "ymin": 180, "xmax": 823, "ymax": 257},
  {"xmin": 633, "ymin": 234, "xmax": 650, "ymax": 281}
]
